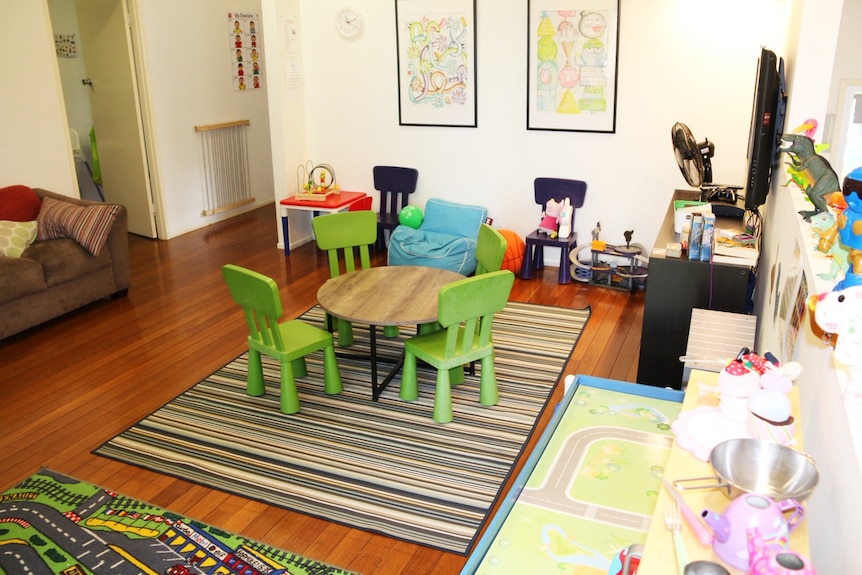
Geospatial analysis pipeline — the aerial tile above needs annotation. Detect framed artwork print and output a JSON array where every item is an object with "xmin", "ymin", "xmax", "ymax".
[
  {"xmin": 395, "ymin": 0, "xmax": 477, "ymax": 127},
  {"xmin": 527, "ymin": 1, "xmax": 620, "ymax": 133}
]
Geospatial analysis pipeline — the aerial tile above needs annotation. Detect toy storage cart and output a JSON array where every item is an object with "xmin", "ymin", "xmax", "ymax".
[{"xmin": 571, "ymin": 244, "xmax": 648, "ymax": 293}]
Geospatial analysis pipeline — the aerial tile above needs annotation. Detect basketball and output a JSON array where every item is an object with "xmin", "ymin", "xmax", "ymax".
[{"xmin": 499, "ymin": 229, "xmax": 525, "ymax": 273}]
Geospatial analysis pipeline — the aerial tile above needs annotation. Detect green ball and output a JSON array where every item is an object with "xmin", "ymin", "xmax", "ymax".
[{"xmin": 399, "ymin": 205, "xmax": 424, "ymax": 228}]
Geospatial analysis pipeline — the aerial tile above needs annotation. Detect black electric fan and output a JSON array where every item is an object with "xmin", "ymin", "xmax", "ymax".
[{"xmin": 671, "ymin": 122, "xmax": 740, "ymax": 204}]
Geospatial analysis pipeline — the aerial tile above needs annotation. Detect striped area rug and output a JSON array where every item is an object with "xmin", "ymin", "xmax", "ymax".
[{"xmin": 95, "ymin": 302, "xmax": 590, "ymax": 554}]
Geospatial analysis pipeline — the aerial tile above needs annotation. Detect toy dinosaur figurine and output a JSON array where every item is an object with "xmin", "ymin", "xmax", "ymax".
[
  {"xmin": 779, "ymin": 133, "xmax": 841, "ymax": 221},
  {"xmin": 809, "ymin": 211, "xmax": 850, "ymax": 281},
  {"xmin": 591, "ymin": 222, "xmax": 601, "ymax": 241}
]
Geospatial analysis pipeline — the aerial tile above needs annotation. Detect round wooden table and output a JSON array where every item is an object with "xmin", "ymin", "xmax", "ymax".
[{"xmin": 317, "ymin": 265, "xmax": 464, "ymax": 399}]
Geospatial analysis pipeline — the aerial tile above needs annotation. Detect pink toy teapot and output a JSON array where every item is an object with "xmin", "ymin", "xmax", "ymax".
[
  {"xmin": 700, "ymin": 494, "xmax": 805, "ymax": 570},
  {"xmin": 747, "ymin": 528, "xmax": 817, "ymax": 574}
]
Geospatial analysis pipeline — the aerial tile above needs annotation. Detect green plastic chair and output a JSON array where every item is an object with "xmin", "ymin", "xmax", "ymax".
[
  {"xmin": 222, "ymin": 264, "xmax": 342, "ymax": 414},
  {"xmin": 400, "ymin": 270, "xmax": 515, "ymax": 423},
  {"xmin": 475, "ymin": 223, "xmax": 507, "ymax": 275},
  {"xmin": 312, "ymin": 210, "xmax": 385, "ymax": 345}
]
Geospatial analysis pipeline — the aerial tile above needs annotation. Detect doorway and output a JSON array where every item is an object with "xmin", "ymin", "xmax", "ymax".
[
  {"xmin": 47, "ymin": 0, "xmax": 159, "ymax": 239},
  {"xmin": 833, "ymin": 80, "xmax": 862, "ymax": 181}
]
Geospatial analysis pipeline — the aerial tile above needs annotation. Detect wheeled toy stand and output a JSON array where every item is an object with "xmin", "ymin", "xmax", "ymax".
[{"xmin": 570, "ymin": 243, "xmax": 648, "ymax": 293}]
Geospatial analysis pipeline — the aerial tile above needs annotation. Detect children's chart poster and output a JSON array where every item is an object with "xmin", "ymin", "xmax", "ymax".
[{"xmin": 228, "ymin": 12, "xmax": 264, "ymax": 92}]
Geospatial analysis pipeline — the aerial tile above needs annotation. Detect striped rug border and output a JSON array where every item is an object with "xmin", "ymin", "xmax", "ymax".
[{"xmin": 95, "ymin": 301, "xmax": 590, "ymax": 554}]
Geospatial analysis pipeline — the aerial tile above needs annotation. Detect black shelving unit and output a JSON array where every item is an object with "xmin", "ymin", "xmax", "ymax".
[{"xmin": 636, "ymin": 190, "xmax": 754, "ymax": 389}]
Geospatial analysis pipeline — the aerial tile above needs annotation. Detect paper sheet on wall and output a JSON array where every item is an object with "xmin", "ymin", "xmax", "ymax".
[
  {"xmin": 228, "ymin": 11, "xmax": 265, "ymax": 92},
  {"xmin": 282, "ymin": 16, "xmax": 302, "ymax": 90}
]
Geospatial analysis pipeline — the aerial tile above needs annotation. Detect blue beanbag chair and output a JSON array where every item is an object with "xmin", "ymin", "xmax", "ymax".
[{"xmin": 388, "ymin": 198, "xmax": 488, "ymax": 275}]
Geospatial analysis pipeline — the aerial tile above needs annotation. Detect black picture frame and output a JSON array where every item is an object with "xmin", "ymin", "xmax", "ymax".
[
  {"xmin": 527, "ymin": 1, "xmax": 620, "ymax": 133},
  {"xmin": 395, "ymin": 0, "xmax": 478, "ymax": 128}
]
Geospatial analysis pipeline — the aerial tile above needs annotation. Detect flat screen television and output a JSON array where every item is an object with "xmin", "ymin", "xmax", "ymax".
[{"xmin": 744, "ymin": 47, "xmax": 787, "ymax": 210}]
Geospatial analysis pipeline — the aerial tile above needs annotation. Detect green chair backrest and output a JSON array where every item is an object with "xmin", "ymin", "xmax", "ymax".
[
  {"xmin": 475, "ymin": 223, "xmax": 507, "ymax": 275},
  {"xmin": 437, "ymin": 270, "xmax": 515, "ymax": 356},
  {"xmin": 312, "ymin": 210, "xmax": 377, "ymax": 277},
  {"xmin": 222, "ymin": 264, "xmax": 286, "ymax": 351}
]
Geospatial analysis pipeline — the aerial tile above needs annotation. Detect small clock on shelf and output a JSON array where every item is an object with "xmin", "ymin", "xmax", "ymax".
[{"xmin": 335, "ymin": 7, "xmax": 363, "ymax": 39}]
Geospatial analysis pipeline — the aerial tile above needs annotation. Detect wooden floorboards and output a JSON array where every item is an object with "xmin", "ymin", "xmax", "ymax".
[{"xmin": 0, "ymin": 203, "xmax": 645, "ymax": 574}]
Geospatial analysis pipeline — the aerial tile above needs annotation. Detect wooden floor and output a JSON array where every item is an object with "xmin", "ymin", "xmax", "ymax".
[{"xmin": 0, "ymin": 203, "xmax": 645, "ymax": 574}]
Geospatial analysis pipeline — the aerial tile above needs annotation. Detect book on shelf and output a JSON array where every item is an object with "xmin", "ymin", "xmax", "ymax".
[{"xmin": 713, "ymin": 244, "xmax": 759, "ymax": 266}]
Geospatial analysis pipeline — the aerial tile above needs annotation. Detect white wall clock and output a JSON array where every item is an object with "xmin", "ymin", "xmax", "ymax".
[{"xmin": 335, "ymin": 7, "xmax": 362, "ymax": 39}]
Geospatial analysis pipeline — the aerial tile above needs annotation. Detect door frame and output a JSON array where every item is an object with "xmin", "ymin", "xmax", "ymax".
[
  {"xmin": 67, "ymin": 0, "xmax": 165, "ymax": 238},
  {"xmin": 832, "ymin": 78, "xmax": 862, "ymax": 181},
  {"xmin": 125, "ymin": 0, "xmax": 165, "ymax": 238}
]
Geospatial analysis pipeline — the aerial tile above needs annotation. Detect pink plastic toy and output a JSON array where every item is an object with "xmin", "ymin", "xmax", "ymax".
[{"xmin": 538, "ymin": 198, "xmax": 561, "ymax": 235}]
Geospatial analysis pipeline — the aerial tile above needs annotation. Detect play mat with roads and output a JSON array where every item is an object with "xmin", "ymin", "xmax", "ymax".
[
  {"xmin": 463, "ymin": 376, "xmax": 683, "ymax": 575},
  {"xmin": 0, "ymin": 468, "xmax": 354, "ymax": 575}
]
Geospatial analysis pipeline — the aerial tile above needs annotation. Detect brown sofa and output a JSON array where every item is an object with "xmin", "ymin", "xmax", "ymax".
[{"xmin": 0, "ymin": 188, "xmax": 130, "ymax": 340}]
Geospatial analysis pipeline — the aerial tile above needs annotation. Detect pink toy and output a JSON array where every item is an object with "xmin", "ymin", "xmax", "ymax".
[
  {"xmin": 701, "ymin": 494, "xmax": 804, "ymax": 570},
  {"xmin": 717, "ymin": 361, "xmax": 762, "ymax": 420},
  {"xmin": 747, "ymin": 528, "xmax": 818, "ymax": 574},
  {"xmin": 811, "ymin": 285, "xmax": 862, "ymax": 402},
  {"xmin": 747, "ymin": 390, "xmax": 796, "ymax": 446},
  {"xmin": 538, "ymin": 198, "xmax": 561, "ymax": 235},
  {"xmin": 716, "ymin": 354, "xmax": 798, "ymax": 444}
]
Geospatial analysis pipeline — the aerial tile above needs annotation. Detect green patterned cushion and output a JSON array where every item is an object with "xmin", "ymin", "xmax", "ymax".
[
  {"xmin": 0, "ymin": 220, "xmax": 38, "ymax": 258},
  {"xmin": 37, "ymin": 197, "xmax": 120, "ymax": 256}
]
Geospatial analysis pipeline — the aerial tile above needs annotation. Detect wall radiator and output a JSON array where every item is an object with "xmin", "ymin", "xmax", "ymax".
[{"xmin": 194, "ymin": 120, "xmax": 254, "ymax": 216}]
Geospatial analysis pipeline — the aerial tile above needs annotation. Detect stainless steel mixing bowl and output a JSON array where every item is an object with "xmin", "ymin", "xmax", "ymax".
[{"xmin": 708, "ymin": 438, "xmax": 819, "ymax": 501}]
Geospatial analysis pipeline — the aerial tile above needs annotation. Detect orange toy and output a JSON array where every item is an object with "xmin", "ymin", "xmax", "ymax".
[{"xmin": 500, "ymin": 229, "xmax": 525, "ymax": 273}]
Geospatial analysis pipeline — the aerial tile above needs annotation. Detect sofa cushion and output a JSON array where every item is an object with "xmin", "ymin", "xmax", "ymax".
[
  {"xmin": 0, "ymin": 185, "xmax": 42, "ymax": 221},
  {"xmin": 421, "ymin": 198, "xmax": 488, "ymax": 239},
  {"xmin": 0, "ymin": 256, "xmax": 47, "ymax": 305},
  {"xmin": 0, "ymin": 220, "xmax": 38, "ymax": 257},
  {"xmin": 37, "ymin": 197, "xmax": 121, "ymax": 256},
  {"xmin": 23, "ymin": 237, "xmax": 111, "ymax": 287}
]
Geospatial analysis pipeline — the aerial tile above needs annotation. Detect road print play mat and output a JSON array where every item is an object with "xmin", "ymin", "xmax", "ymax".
[
  {"xmin": 464, "ymin": 376, "xmax": 683, "ymax": 574},
  {"xmin": 0, "ymin": 469, "xmax": 354, "ymax": 575}
]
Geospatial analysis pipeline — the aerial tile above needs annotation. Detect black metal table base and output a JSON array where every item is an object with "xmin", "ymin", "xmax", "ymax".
[{"xmin": 328, "ymin": 323, "xmax": 404, "ymax": 401}]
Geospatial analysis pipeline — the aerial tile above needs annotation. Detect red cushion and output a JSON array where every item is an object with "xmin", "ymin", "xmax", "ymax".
[{"xmin": 0, "ymin": 185, "xmax": 42, "ymax": 222}]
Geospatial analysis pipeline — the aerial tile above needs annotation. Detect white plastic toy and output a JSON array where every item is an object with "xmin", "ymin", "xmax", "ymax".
[{"xmin": 811, "ymin": 285, "xmax": 862, "ymax": 402}]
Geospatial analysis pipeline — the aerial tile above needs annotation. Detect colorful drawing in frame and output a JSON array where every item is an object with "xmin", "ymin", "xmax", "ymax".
[
  {"xmin": 527, "ymin": 1, "xmax": 620, "ymax": 133},
  {"xmin": 395, "ymin": 0, "xmax": 477, "ymax": 127}
]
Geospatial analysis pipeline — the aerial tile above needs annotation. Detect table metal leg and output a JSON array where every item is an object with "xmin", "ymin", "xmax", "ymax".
[
  {"xmin": 369, "ymin": 324, "xmax": 378, "ymax": 396},
  {"xmin": 329, "ymin": 321, "xmax": 406, "ymax": 402},
  {"xmin": 281, "ymin": 214, "xmax": 290, "ymax": 255}
]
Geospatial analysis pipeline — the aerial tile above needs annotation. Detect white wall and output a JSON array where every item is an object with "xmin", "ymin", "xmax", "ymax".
[
  {"xmin": 14, "ymin": 0, "xmax": 276, "ymax": 237},
  {"xmin": 754, "ymin": 0, "xmax": 861, "ymax": 571},
  {"xmin": 47, "ymin": 0, "xmax": 94, "ymax": 163},
  {"xmin": 261, "ymin": 0, "xmax": 307, "ymax": 250},
  {"xmin": 3, "ymin": 0, "xmax": 856, "ymax": 568},
  {"xmin": 292, "ymin": 0, "xmax": 790, "ymax": 253},
  {"xmin": 1, "ymin": 0, "xmax": 76, "ymax": 195},
  {"xmin": 134, "ymin": 0, "xmax": 275, "ymax": 238}
]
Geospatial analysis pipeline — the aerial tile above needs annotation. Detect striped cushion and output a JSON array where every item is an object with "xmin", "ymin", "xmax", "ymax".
[{"xmin": 37, "ymin": 197, "xmax": 120, "ymax": 256}]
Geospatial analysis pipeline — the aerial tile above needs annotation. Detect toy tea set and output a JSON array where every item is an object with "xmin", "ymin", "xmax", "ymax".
[{"xmin": 665, "ymin": 349, "xmax": 819, "ymax": 574}]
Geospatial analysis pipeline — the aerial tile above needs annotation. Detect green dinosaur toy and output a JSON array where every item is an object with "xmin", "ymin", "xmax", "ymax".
[{"xmin": 779, "ymin": 133, "xmax": 841, "ymax": 221}]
